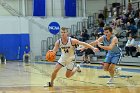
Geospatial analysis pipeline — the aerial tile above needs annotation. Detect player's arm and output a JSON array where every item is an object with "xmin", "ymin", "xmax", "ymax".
[
  {"xmin": 79, "ymin": 36, "xmax": 103, "ymax": 51},
  {"xmin": 52, "ymin": 40, "xmax": 60, "ymax": 54},
  {"xmin": 89, "ymin": 36, "xmax": 103, "ymax": 46},
  {"xmin": 71, "ymin": 39, "xmax": 99, "ymax": 52},
  {"xmin": 98, "ymin": 37, "xmax": 118, "ymax": 50}
]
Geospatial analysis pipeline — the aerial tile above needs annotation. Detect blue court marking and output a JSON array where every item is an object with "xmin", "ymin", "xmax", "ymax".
[
  {"xmin": 80, "ymin": 65, "xmax": 103, "ymax": 69},
  {"xmin": 98, "ymin": 75, "xmax": 133, "ymax": 78},
  {"xmin": 35, "ymin": 62, "xmax": 55, "ymax": 65},
  {"xmin": 34, "ymin": 62, "xmax": 140, "ymax": 73}
]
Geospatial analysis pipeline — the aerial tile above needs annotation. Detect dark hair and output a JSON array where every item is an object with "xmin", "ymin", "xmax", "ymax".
[{"xmin": 103, "ymin": 26, "xmax": 113, "ymax": 33}]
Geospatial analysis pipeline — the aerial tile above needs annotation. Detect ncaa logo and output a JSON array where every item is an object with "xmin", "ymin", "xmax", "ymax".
[{"xmin": 48, "ymin": 22, "xmax": 60, "ymax": 35}]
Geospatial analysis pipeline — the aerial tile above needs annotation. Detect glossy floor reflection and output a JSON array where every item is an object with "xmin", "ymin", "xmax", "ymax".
[{"xmin": 0, "ymin": 61, "xmax": 140, "ymax": 93}]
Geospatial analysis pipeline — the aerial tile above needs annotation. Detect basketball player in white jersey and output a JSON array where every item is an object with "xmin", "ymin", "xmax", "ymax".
[{"xmin": 47, "ymin": 27, "xmax": 99, "ymax": 87}]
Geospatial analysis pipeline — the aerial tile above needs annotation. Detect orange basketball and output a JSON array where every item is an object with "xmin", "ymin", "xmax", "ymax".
[{"xmin": 46, "ymin": 50, "xmax": 56, "ymax": 62}]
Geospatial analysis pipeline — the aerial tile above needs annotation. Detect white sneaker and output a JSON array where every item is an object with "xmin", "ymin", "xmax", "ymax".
[
  {"xmin": 115, "ymin": 67, "xmax": 121, "ymax": 77},
  {"xmin": 77, "ymin": 64, "xmax": 81, "ymax": 72},
  {"xmin": 107, "ymin": 78, "xmax": 114, "ymax": 84},
  {"xmin": 44, "ymin": 82, "xmax": 53, "ymax": 87}
]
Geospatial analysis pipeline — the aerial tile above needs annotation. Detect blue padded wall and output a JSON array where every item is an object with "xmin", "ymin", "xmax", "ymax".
[{"xmin": 0, "ymin": 34, "xmax": 30, "ymax": 60}]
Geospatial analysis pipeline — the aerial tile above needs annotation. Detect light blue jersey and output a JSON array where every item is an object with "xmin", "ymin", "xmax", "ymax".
[
  {"xmin": 103, "ymin": 35, "xmax": 121, "ymax": 54},
  {"xmin": 103, "ymin": 35, "xmax": 121, "ymax": 64}
]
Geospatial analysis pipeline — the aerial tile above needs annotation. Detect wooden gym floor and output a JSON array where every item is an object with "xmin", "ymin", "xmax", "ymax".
[{"xmin": 0, "ymin": 61, "xmax": 140, "ymax": 93}]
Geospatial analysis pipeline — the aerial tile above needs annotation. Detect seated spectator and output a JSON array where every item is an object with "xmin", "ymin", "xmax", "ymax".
[
  {"xmin": 113, "ymin": 18, "xmax": 123, "ymax": 38},
  {"xmin": 98, "ymin": 27, "xmax": 104, "ymax": 35},
  {"xmin": 95, "ymin": 19, "xmax": 105, "ymax": 38},
  {"xmin": 98, "ymin": 12, "xmax": 104, "ymax": 20},
  {"xmin": 76, "ymin": 45, "xmax": 84, "ymax": 56},
  {"xmin": 98, "ymin": 19, "xmax": 105, "ymax": 28},
  {"xmin": 133, "ymin": 41, "xmax": 140, "ymax": 57},
  {"xmin": 113, "ymin": 7, "xmax": 117, "ymax": 17},
  {"xmin": 137, "ymin": 19, "xmax": 140, "ymax": 29},
  {"xmin": 125, "ymin": 36, "xmax": 136, "ymax": 56},
  {"xmin": 122, "ymin": 7, "xmax": 127, "ymax": 15},
  {"xmin": 128, "ymin": 14, "xmax": 136, "ymax": 25},
  {"xmin": 95, "ymin": 27, "xmax": 104, "ymax": 39},
  {"xmin": 134, "ymin": 17, "xmax": 139, "ymax": 28},
  {"xmin": 126, "ymin": 22, "xmax": 137, "ymax": 37},
  {"xmin": 134, "ymin": 52, "xmax": 140, "ymax": 57},
  {"xmin": 23, "ymin": 51, "xmax": 30, "ymax": 64},
  {"xmin": 82, "ymin": 48, "xmax": 95, "ymax": 64},
  {"xmin": 110, "ymin": 19, "xmax": 116, "ymax": 28},
  {"xmin": 0, "ymin": 54, "xmax": 6, "ymax": 64},
  {"xmin": 80, "ymin": 27, "xmax": 89, "ymax": 42}
]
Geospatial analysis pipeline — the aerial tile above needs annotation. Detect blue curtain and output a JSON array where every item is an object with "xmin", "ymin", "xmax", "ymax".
[
  {"xmin": 33, "ymin": 0, "xmax": 46, "ymax": 16},
  {"xmin": 65, "ymin": 0, "xmax": 76, "ymax": 17}
]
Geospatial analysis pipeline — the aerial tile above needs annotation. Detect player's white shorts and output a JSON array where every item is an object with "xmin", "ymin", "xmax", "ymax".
[{"xmin": 58, "ymin": 56, "xmax": 75, "ymax": 71}]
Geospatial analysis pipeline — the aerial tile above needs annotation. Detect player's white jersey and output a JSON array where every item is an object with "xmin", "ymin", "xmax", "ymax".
[{"xmin": 59, "ymin": 37, "xmax": 75, "ymax": 59}]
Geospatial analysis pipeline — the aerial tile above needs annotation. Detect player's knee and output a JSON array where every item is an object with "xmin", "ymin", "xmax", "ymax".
[
  {"xmin": 103, "ymin": 67, "xmax": 109, "ymax": 71},
  {"xmin": 65, "ymin": 71, "xmax": 72, "ymax": 78},
  {"xmin": 108, "ymin": 68, "xmax": 114, "ymax": 73},
  {"xmin": 104, "ymin": 68, "xmax": 108, "ymax": 71},
  {"xmin": 65, "ymin": 74, "xmax": 71, "ymax": 78}
]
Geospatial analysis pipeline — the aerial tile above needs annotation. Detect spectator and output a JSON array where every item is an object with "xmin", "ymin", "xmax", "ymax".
[
  {"xmin": 23, "ymin": 51, "xmax": 30, "ymax": 64},
  {"xmin": 98, "ymin": 19, "xmax": 105, "ymax": 27},
  {"xmin": 137, "ymin": 19, "xmax": 140, "ymax": 29},
  {"xmin": 113, "ymin": 18, "xmax": 123, "ymax": 38},
  {"xmin": 0, "ymin": 54, "xmax": 6, "ymax": 64},
  {"xmin": 82, "ymin": 48, "xmax": 95, "ymax": 64},
  {"xmin": 133, "ymin": 41, "xmax": 140, "ymax": 57},
  {"xmin": 94, "ymin": 19, "xmax": 105, "ymax": 38},
  {"xmin": 134, "ymin": 17, "xmax": 139, "ymax": 29},
  {"xmin": 122, "ymin": 7, "xmax": 127, "ymax": 15},
  {"xmin": 98, "ymin": 11, "xmax": 105, "ymax": 20},
  {"xmin": 134, "ymin": 8, "xmax": 140, "ymax": 18},
  {"xmin": 125, "ymin": 35, "xmax": 136, "ymax": 56},
  {"xmin": 110, "ymin": 19, "xmax": 117, "ymax": 29},
  {"xmin": 23, "ymin": 45, "xmax": 30, "ymax": 64},
  {"xmin": 80, "ymin": 27, "xmax": 89, "ymax": 42},
  {"xmin": 113, "ymin": 7, "xmax": 117, "ymax": 18},
  {"xmin": 126, "ymin": 14, "xmax": 135, "ymax": 25},
  {"xmin": 126, "ymin": 22, "xmax": 137, "ymax": 37}
]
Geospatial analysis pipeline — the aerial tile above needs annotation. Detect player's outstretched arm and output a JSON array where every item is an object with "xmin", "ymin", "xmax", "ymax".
[
  {"xmin": 72, "ymin": 38, "xmax": 99, "ymax": 52},
  {"xmin": 89, "ymin": 36, "xmax": 103, "ymax": 46}
]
